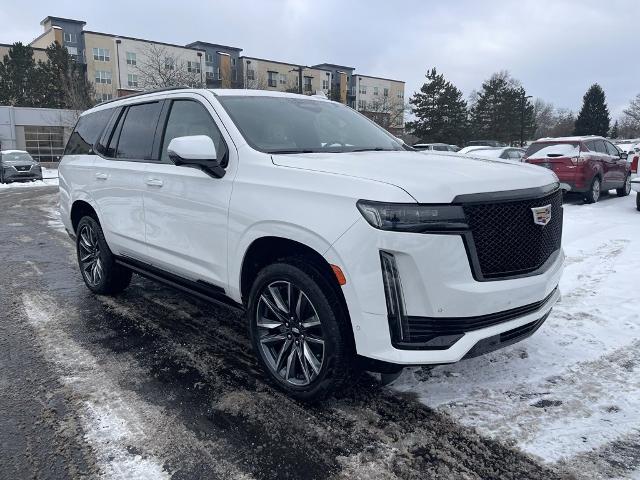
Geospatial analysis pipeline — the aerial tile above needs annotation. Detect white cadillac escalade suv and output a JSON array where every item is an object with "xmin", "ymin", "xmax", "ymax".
[{"xmin": 59, "ymin": 88, "xmax": 563, "ymax": 400}]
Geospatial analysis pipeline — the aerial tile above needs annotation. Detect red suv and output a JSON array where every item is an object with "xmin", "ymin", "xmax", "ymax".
[{"xmin": 524, "ymin": 136, "xmax": 632, "ymax": 203}]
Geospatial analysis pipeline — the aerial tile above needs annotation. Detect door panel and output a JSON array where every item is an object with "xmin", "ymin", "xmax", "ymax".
[{"xmin": 142, "ymin": 97, "xmax": 233, "ymax": 288}]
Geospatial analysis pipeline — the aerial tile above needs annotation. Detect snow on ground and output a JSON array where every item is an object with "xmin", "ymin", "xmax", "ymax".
[
  {"xmin": 393, "ymin": 192, "xmax": 640, "ymax": 478},
  {"xmin": 0, "ymin": 167, "xmax": 59, "ymax": 189}
]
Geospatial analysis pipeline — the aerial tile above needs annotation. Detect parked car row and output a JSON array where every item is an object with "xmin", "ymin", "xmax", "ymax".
[{"xmin": 0, "ymin": 150, "xmax": 43, "ymax": 183}]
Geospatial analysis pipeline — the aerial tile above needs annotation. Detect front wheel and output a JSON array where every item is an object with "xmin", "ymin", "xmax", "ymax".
[
  {"xmin": 617, "ymin": 175, "xmax": 632, "ymax": 197},
  {"xmin": 584, "ymin": 176, "xmax": 601, "ymax": 204},
  {"xmin": 247, "ymin": 260, "xmax": 354, "ymax": 401},
  {"xmin": 76, "ymin": 216, "xmax": 132, "ymax": 295}
]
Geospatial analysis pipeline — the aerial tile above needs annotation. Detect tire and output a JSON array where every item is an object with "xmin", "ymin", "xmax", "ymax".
[
  {"xmin": 584, "ymin": 176, "xmax": 601, "ymax": 204},
  {"xmin": 636, "ymin": 192, "xmax": 640, "ymax": 212},
  {"xmin": 76, "ymin": 216, "xmax": 132, "ymax": 295},
  {"xmin": 617, "ymin": 174, "xmax": 632, "ymax": 197},
  {"xmin": 247, "ymin": 259, "xmax": 354, "ymax": 401}
]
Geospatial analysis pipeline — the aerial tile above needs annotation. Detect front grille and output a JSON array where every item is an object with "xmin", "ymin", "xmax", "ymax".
[
  {"xmin": 400, "ymin": 287, "xmax": 557, "ymax": 348},
  {"xmin": 462, "ymin": 189, "xmax": 563, "ymax": 279},
  {"xmin": 14, "ymin": 165, "xmax": 31, "ymax": 172}
]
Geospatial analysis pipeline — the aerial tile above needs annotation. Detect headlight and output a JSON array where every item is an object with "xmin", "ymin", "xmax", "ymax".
[{"xmin": 356, "ymin": 200, "xmax": 468, "ymax": 232}]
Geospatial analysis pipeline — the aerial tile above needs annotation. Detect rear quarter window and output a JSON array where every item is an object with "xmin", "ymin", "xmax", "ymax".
[{"xmin": 64, "ymin": 108, "xmax": 114, "ymax": 156}]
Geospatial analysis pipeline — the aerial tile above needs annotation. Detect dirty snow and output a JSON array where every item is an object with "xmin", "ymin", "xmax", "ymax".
[
  {"xmin": 0, "ymin": 167, "xmax": 58, "ymax": 189},
  {"xmin": 393, "ymin": 192, "xmax": 640, "ymax": 478}
]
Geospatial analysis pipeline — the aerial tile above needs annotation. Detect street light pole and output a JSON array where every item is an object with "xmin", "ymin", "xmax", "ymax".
[{"xmin": 520, "ymin": 91, "xmax": 533, "ymax": 147}]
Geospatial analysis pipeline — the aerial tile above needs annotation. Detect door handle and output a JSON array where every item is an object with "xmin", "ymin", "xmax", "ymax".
[
  {"xmin": 146, "ymin": 178, "xmax": 163, "ymax": 187},
  {"xmin": 95, "ymin": 172, "xmax": 108, "ymax": 180}
]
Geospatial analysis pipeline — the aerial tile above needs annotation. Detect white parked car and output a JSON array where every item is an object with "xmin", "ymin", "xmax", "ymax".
[
  {"xmin": 413, "ymin": 143, "xmax": 460, "ymax": 152},
  {"xmin": 59, "ymin": 88, "xmax": 563, "ymax": 399},
  {"xmin": 464, "ymin": 147, "xmax": 526, "ymax": 161}
]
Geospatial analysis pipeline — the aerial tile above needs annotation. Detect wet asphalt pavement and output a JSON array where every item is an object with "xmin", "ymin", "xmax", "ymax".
[{"xmin": 0, "ymin": 186, "xmax": 574, "ymax": 479}]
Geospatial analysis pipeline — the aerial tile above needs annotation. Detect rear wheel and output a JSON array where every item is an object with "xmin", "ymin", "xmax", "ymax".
[
  {"xmin": 584, "ymin": 176, "xmax": 601, "ymax": 203},
  {"xmin": 617, "ymin": 175, "xmax": 632, "ymax": 197},
  {"xmin": 247, "ymin": 259, "xmax": 354, "ymax": 401},
  {"xmin": 76, "ymin": 216, "xmax": 132, "ymax": 295},
  {"xmin": 636, "ymin": 192, "xmax": 640, "ymax": 211}
]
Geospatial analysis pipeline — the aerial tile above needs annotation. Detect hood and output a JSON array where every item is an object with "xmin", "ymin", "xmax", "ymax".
[{"xmin": 271, "ymin": 150, "xmax": 558, "ymax": 203}]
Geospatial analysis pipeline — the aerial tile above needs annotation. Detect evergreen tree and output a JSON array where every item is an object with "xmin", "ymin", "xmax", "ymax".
[
  {"xmin": 406, "ymin": 68, "xmax": 468, "ymax": 145},
  {"xmin": 0, "ymin": 42, "xmax": 38, "ymax": 106},
  {"xmin": 609, "ymin": 120, "xmax": 619, "ymax": 139},
  {"xmin": 573, "ymin": 84, "xmax": 610, "ymax": 136},
  {"xmin": 468, "ymin": 71, "xmax": 535, "ymax": 145}
]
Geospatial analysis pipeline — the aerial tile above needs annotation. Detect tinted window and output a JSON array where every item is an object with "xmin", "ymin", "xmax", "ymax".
[
  {"xmin": 64, "ymin": 108, "xmax": 113, "ymax": 155},
  {"xmin": 593, "ymin": 140, "xmax": 607, "ymax": 154},
  {"xmin": 525, "ymin": 142, "xmax": 580, "ymax": 158},
  {"xmin": 161, "ymin": 100, "xmax": 228, "ymax": 165},
  {"xmin": 1, "ymin": 152, "xmax": 34, "ymax": 164},
  {"xmin": 217, "ymin": 96, "xmax": 402, "ymax": 154},
  {"xmin": 116, "ymin": 102, "xmax": 162, "ymax": 160},
  {"xmin": 605, "ymin": 141, "xmax": 619, "ymax": 156},
  {"xmin": 433, "ymin": 145, "xmax": 449, "ymax": 151}
]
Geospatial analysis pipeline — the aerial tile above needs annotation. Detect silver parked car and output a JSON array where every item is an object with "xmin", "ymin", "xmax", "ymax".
[{"xmin": 0, "ymin": 150, "xmax": 43, "ymax": 183}]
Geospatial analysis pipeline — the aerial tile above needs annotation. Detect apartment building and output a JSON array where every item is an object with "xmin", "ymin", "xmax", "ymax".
[
  {"xmin": 186, "ymin": 42, "xmax": 242, "ymax": 89},
  {"xmin": 0, "ymin": 43, "xmax": 48, "ymax": 63},
  {"xmin": 239, "ymin": 57, "xmax": 332, "ymax": 95},
  {"xmin": 353, "ymin": 74, "xmax": 406, "ymax": 133},
  {"xmin": 20, "ymin": 16, "xmax": 406, "ymax": 132}
]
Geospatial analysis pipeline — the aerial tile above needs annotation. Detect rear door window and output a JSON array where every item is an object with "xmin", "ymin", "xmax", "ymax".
[
  {"xmin": 605, "ymin": 141, "xmax": 619, "ymax": 157},
  {"xmin": 594, "ymin": 140, "xmax": 607, "ymax": 154},
  {"xmin": 64, "ymin": 108, "xmax": 114, "ymax": 155},
  {"xmin": 116, "ymin": 102, "xmax": 162, "ymax": 160}
]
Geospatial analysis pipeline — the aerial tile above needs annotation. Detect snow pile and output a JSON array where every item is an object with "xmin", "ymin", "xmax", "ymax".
[{"xmin": 393, "ymin": 193, "xmax": 640, "ymax": 477}]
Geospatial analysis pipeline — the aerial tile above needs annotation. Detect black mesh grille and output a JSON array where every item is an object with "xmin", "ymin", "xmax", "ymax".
[
  {"xmin": 463, "ymin": 189, "xmax": 563, "ymax": 279},
  {"xmin": 14, "ymin": 165, "xmax": 31, "ymax": 172}
]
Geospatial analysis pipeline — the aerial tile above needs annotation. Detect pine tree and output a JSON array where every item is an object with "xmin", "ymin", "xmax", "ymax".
[
  {"xmin": 469, "ymin": 71, "xmax": 535, "ymax": 145},
  {"xmin": 609, "ymin": 120, "xmax": 619, "ymax": 139},
  {"xmin": 406, "ymin": 68, "xmax": 468, "ymax": 145},
  {"xmin": 0, "ymin": 42, "xmax": 38, "ymax": 106},
  {"xmin": 574, "ymin": 84, "xmax": 610, "ymax": 136}
]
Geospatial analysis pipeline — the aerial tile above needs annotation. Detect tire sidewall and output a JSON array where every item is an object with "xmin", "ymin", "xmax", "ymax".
[
  {"xmin": 247, "ymin": 262, "xmax": 347, "ymax": 400},
  {"xmin": 586, "ymin": 176, "xmax": 601, "ymax": 203}
]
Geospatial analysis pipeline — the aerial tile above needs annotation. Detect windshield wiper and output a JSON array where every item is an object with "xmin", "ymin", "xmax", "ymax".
[
  {"xmin": 268, "ymin": 149, "xmax": 317, "ymax": 154},
  {"xmin": 349, "ymin": 147, "xmax": 389, "ymax": 152}
]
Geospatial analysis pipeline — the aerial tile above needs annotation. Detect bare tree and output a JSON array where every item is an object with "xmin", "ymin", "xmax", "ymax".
[
  {"xmin": 533, "ymin": 99, "xmax": 555, "ymax": 138},
  {"xmin": 623, "ymin": 93, "xmax": 640, "ymax": 129},
  {"xmin": 361, "ymin": 95, "xmax": 408, "ymax": 133},
  {"xmin": 134, "ymin": 44, "xmax": 203, "ymax": 90}
]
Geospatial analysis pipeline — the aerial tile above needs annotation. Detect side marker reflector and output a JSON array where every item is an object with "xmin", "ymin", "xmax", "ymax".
[{"xmin": 330, "ymin": 264, "xmax": 347, "ymax": 285}]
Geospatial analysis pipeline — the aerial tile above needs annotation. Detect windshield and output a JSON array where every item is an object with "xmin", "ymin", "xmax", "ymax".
[
  {"xmin": 1, "ymin": 152, "xmax": 34, "ymax": 163},
  {"xmin": 217, "ymin": 96, "xmax": 403, "ymax": 154},
  {"xmin": 525, "ymin": 142, "xmax": 579, "ymax": 158}
]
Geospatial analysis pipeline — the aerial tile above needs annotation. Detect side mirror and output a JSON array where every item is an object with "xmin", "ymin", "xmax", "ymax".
[
  {"xmin": 620, "ymin": 151, "xmax": 628, "ymax": 160},
  {"xmin": 167, "ymin": 135, "xmax": 225, "ymax": 178}
]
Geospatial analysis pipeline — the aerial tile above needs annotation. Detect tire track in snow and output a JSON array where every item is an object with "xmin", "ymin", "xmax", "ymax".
[{"xmin": 21, "ymin": 293, "xmax": 253, "ymax": 480}]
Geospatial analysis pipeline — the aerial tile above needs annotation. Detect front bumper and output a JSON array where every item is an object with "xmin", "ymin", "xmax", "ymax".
[
  {"xmin": 2, "ymin": 166, "xmax": 43, "ymax": 182},
  {"xmin": 326, "ymin": 218, "xmax": 563, "ymax": 365}
]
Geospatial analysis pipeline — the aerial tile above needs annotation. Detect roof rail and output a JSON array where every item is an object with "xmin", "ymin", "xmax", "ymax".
[{"xmin": 94, "ymin": 86, "xmax": 192, "ymax": 107}]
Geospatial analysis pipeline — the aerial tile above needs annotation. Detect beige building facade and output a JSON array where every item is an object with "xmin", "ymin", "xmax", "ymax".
[{"xmin": 240, "ymin": 57, "xmax": 333, "ymax": 95}]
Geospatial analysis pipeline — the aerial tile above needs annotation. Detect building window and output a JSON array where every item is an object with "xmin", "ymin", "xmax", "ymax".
[
  {"xmin": 127, "ymin": 73, "xmax": 138, "ymax": 87},
  {"xmin": 267, "ymin": 71, "xmax": 277, "ymax": 87},
  {"xmin": 95, "ymin": 70, "xmax": 112, "ymax": 84},
  {"xmin": 66, "ymin": 46, "xmax": 78, "ymax": 57},
  {"xmin": 322, "ymin": 79, "xmax": 329, "ymax": 90},
  {"xmin": 165, "ymin": 57, "xmax": 175, "ymax": 70},
  {"xmin": 216, "ymin": 67, "xmax": 221, "ymax": 80},
  {"xmin": 397, "ymin": 91, "xmax": 403, "ymax": 99},
  {"xmin": 92, "ymin": 48, "xmax": 110, "ymax": 62},
  {"xmin": 96, "ymin": 92, "xmax": 113, "ymax": 102},
  {"xmin": 205, "ymin": 53, "xmax": 214, "ymax": 65},
  {"xmin": 24, "ymin": 126, "xmax": 65, "ymax": 162},
  {"xmin": 373, "ymin": 87, "xmax": 379, "ymax": 96},
  {"xmin": 231, "ymin": 57, "xmax": 236, "ymax": 66},
  {"xmin": 247, "ymin": 69, "xmax": 255, "ymax": 80},
  {"xmin": 358, "ymin": 99, "xmax": 367, "ymax": 110},
  {"xmin": 63, "ymin": 32, "xmax": 77, "ymax": 43},
  {"xmin": 359, "ymin": 85, "xmax": 367, "ymax": 95},
  {"xmin": 304, "ymin": 76, "xmax": 312, "ymax": 92},
  {"xmin": 279, "ymin": 73, "xmax": 287, "ymax": 85},
  {"xmin": 187, "ymin": 61, "xmax": 201, "ymax": 74},
  {"xmin": 126, "ymin": 52, "xmax": 137, "ymax": 66},
  {"xmin": 206, "ymin": 71, "xmax": 214, "ymax": 79},
  {"xmin": 383, "ymin": 88, "xmax": 389, "ymax": 97}
]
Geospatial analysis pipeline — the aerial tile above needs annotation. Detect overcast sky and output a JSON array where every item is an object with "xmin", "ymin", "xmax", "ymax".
[{"xmin": 1, "ymin": 0, "xmax": 638, "ymax": 117}]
